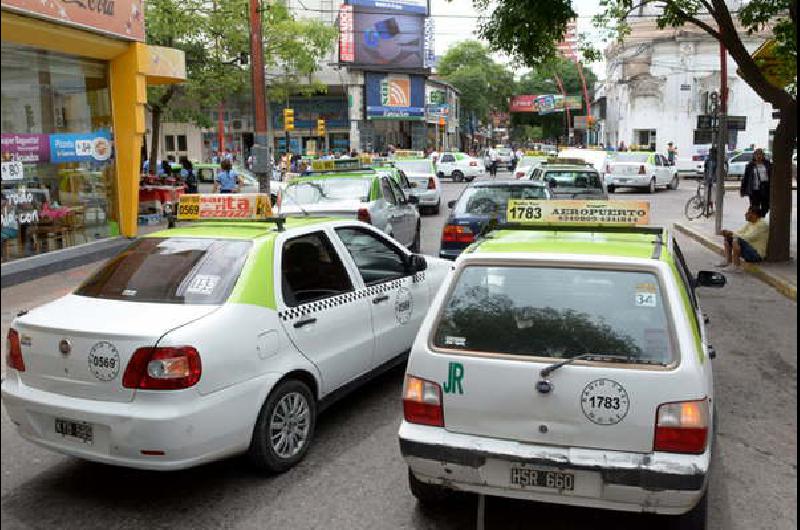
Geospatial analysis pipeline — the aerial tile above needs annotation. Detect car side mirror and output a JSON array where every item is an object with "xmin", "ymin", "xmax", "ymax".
[
  {"xmin": 407, "ymin": 195, "xmax": 419, "ymax": 205},
  {"xmin": 448, "ymin": 200, "xmax": 456, "ymax": 209},
  {"xmin": 408, "ymin": 254, "xmax": 427, "ymax": 273},
  {"xmin": 695, "ymin": 270, "xmax": 726, "ymax": 288}
]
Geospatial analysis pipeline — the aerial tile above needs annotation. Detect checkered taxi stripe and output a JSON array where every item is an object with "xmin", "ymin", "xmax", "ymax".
[{"xmin": 278, "ymin": 273, "xmax": 425, "ymax": 321}]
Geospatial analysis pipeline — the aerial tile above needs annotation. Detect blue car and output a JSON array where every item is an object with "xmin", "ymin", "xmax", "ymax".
[{"xmin": 439, "ymin": 180, "xmax": 551, "ymax": 260}]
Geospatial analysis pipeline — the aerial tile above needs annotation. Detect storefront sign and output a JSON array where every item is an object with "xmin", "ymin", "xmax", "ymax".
[
  {"xmin": 49, "ymin": 130, "xmax": 113, "ymax": 162},
  {"xmin": 339, "ymin": 4, "xmax": 355, "ymax": 63},
  {"xmin": 1, "ymin": 0, "xmax": 145, "ymax": 41},
  {"xmin": 506, "ymin": 200, "xmax": 651, "ymax": 226},
  {"xmin": 366, "ymin": 73, "xmax": 425, "ymax": 120},
  {"xmin": 1, "ymin": 133, "xmax": 51, "ymax": 163},
  {"xmin": 346, "ymin": 0, "xmax": 428, "ymax": 15},
  {"xmin": 144, "ymin": 46, "xmax": 187, "ymax": 81}
]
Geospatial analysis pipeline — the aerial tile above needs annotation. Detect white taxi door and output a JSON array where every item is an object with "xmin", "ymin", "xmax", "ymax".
[
  {"xmin": 334, "ymin": 226, "xmax": 428, "ymax": 367},
  {"xmin": 387, "ymin": 177, "xmax": 416, "ymax": 246},
  {"xmin": 437, "ymin": 153, "xmax": 456, "ymax": 177},
  {"xmin": 277, "ymin": 229, "xmax": 374, "ymax": 393},
  {"xmin": 380, "ymin": 177, "xmax": 412, "ymax": 247}
]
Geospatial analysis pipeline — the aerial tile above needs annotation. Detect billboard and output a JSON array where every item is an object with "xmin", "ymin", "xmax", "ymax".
[
  {"xmin": 352, "ymin": 8, "xmax": 426, "ymax": 68},
  {"xmin": 365, "ymin": 73, "xmax": 425, "ymax": 120},
  {"xmin": 509, "ymin": 95, "xmax": 584, "ymax": 113},
  {"xmin": 346, "ymin": 0, "xmax": 428, "ymax": 15},
  {"xmin": 339, "ymin": 5, "xmax": 355, "ymax": 62}
]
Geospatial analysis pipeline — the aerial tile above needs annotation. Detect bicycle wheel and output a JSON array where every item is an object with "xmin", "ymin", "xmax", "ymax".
[{"xmin": 684, "ymin": 195, "xmax": 705, "ymax": 220}]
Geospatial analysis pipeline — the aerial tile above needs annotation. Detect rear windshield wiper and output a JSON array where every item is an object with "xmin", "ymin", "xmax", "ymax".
[{"xmin": 540, "ymin": 353, "xmax": 649, "ymax": 378}]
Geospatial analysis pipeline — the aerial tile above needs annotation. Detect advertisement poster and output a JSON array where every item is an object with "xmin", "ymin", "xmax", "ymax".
[
  {"xmin": 339, "ymin": 4, "xmax": 355, "ymax": 63},
  {"xmin": 346, "ymin": 0, "xmax": 428, "ymax": 15},
  {"xmin": 510, "ymin": 95, "xmax": 584, "ymax": 113},
  {"xmin": 1, "ymin": 133, "xmax": 51, "ymax": 163},
  {"xmin": 49, "ymin": 130, "xmax": 113, "ymax": 163},
  {"xmin": 366, "ymin": 73, "xmax": 425, "ymax": 120},
  {"xmin": 353, "ymin": 8, "xmax": 425, "ymax": 68}
]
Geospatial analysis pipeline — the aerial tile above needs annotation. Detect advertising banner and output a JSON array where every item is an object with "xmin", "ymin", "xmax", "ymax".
[
  {"xmin": 510, "ymin": 94, "xmax": 584, "ymax": 113},
  {"xmin": 49, "ymin": 130, "xmax": 113, "ymax": 163},
  {"xmin": 506, "ymin": 200, "xmax": 651, "ymax": 226},
  {"xmin": 1, "ymin": 133, "xmax": 50, "ymax": 163},
  {"xmin": 353, "ymin": 8, "xmax": 425, "ymax": 68},
  {"xmin": 366, "ymin": 73, "xmax": 425, "ymax": 120},
  {"xmin": 346, "ymin": 0, "xmax": 428, "ymax": 15},
  {"xmin": 339, "ymin": 4, "xmax": 355, "ymax": 63},
  {"xmin": 509, "ymin": 95, "xmax": 539, "ymax": 113}
]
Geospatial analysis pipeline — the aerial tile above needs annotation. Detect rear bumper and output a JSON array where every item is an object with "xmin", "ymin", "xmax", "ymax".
[
  {"xmin": 1, "ymin": 371, "xmax": 279, "ymax": 470},
  {"xmin": 399, "ymin": 422, "xmax": 709, "ymax": 515},
  {"xmin": 411, "ymin": 189, "xmax": 441, "ymax": 205},
  {"xmin": 605, "ymin": 174, "xmax": 652, "ymax": 187}
]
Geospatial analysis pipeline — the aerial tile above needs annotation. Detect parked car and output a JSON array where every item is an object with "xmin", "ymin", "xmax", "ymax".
[
  {"xmin": 435, "ymin": 152, "xmax": 485, "ymax": 182},
  {"xmin": 530, "ymin": 163, "xmax": 608, "ymax": 199},
  {"xmin": 604, "ymin": 152, "xmax": 679, "ymax": 193},
  {"xmin": 393, "ymin": 158, "xmax": 442, "ymax": 215},
  {"xmin": 439, "ymin": 180, "xmax": 550, "ymax": 260},
  {"xmin": 400, "ymin": 213, "xmax": 726, "ymax": 529},
  {"xmin": 279, "ymin": 172, "xmax": 421, "ymax": 251},
  {"xmin": 2, "ymin": 198, "xmax": 449, "ymax": 471}
]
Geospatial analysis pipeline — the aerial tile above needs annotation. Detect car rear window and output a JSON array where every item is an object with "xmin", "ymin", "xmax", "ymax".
[
  {"xmin": 544, "ymin": 170, "xmax": 603, "ymax": 190},
  {"xmin": 395, "ymin": 160, "xmax": 433, "ymax": 174},
  {"xmin": 455, "ymin": 185, "xmax": 548, "ymax": 216},
  {"xmin": 613, "ymin": 153, "xmax": 650, "ymax": 163},
  {"xmin": 75, "ymin": 238, "xmax": 251, "ymax": 304},
  {"xmin": 282, "ymin": 178, "xmax": 372, "ymax": 205},
  {"xmin": 433, "ymin": 266, "xmax": 674, "ymax": 364}
]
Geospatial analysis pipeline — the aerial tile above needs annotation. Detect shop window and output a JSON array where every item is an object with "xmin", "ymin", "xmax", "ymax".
[
  {"xmin": 177, "ymin": 135, "xmax": 188, "ymax": 152},
  {"xmin": 1, "ymin": 42, "xmax": 118, "ymax": 263},
  {"xmin": 164, "ymin": 135, "xmax": 176, "ymax": 152}
]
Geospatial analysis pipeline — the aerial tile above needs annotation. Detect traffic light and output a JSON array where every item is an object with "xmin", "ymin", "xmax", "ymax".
[
  {"xmin": 283, "ymin": 108, "xmax": 294, "ymax": 131},
  {"xmin": 317, "ymin": 118, "xmax": 326, "ymax": 136}
]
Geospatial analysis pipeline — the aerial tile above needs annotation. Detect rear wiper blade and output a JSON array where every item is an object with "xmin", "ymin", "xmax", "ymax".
[{"xmin": 540, "ymin": 353, "xmax": 634, "ymax": 378}]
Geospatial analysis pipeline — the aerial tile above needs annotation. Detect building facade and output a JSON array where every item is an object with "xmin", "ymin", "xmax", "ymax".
[{"xmin": 1, "ymin": 0, "xmax": 185, "ymax": 266}]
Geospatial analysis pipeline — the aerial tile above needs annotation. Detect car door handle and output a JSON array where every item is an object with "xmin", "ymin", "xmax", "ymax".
[
  {"xmin": 373, "ymin": 295, "xmax": 390, "ymax": 304},
  {"xmin": 293, "ymin": 318, "xmax": 317, "ymax": 329}
]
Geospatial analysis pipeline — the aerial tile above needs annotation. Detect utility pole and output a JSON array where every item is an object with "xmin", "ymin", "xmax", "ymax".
[
  {"xmin": 553, "ymin": 73, "xmax": 570, "ymax": 146},
  {"xmin": 715, "ymin": 40, "xmax": 728, "ymax": 234},
  {"xmin": 248, "ymin": 0, "xmax": 272, "ymax": 194}
]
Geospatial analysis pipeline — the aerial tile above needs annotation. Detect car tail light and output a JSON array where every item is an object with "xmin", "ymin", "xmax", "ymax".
[
  {"xmin": 403, "ymin": 374, "xmax": 444, "ymax": 427},
  {"xmin": 639, "ymin": 165, "xmax": 647, "ymax": 174},
  {"xmin": 654, "ymin": 399, "xmax": 709, "ymax": 454},
  {"xmin": 469, "ymin": 161, "xmax": 478, "ymax": 166},
  {"xmin": 123, "ymin": 347, "xmax": 202, "ymax": 390},
  {"xmin": 427, "ymin": 177, "xmax": 436, "ymax": 190},
  {"xmin": 442, "ymin": 224, "xmax": 475, "ymax": 244},
  {"xmin": 357, "ymin": 208, "xmax": 372, "ymax": 224},
  {"xmin": 692, "ymin": 155, "xmax": 703, "ymax": 161},
  {"xmin": 515, "ymin": 171, "xmax": 525, "ymax": 179},
  {"xmin": 6, "ymin": 328, "xmax": 25, "ymax": 372}
]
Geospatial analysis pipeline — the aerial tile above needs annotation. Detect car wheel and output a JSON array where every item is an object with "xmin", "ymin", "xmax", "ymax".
[
  {"xmin": 453, "ymin": 170, "xmax": 465, "ymax": 182},
  {"xmin": 465, "ymin": 176, "xmax": 475, "ymax": 182},
  {"xmin": 408, "ymin": 468, "xmax": 455, "ymax": 506},
  {"xmin": 409, "ymin": 223, "xmax": 421, "ymax": 253},
  {"xmin": 432, "ymin": 202, "xmax": 440, "ymax": 215},
  {"xmin": 607, "ymin": 185, "xmax": 616, "ymax": 194},
  {"xmin": 648, "ymin": 177, "xmax": 657, "ymax": 194},
  {"xmin": 666, "ymin": 490, "xmax": 708, "ymax": 530},
  {"xmin": 669, "ymin": 175, "xmax": 679, "ymax": 190},
  {"xmin": 248, "ymin": 379, "xmax": 316, "ymax": 474}
]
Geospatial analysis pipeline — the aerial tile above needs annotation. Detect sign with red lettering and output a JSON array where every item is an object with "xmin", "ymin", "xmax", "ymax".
[{"xmin": 177, "ymin": 194, "xmax": 273, "ymax": 220}]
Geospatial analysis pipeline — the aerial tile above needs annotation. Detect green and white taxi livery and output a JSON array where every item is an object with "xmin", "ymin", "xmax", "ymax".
[
  {"xmin": 2, "ymin": 194, "xmax": 450, "ymax": 472},
  {"xmin": 399, "ymin": 199, "xmax": 726, "ymax": 529}
]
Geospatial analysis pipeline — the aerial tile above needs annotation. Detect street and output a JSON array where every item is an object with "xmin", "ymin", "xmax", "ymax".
[{"xmin": 1, "ymin": 171, "xmax": 796, "ymax": 530}]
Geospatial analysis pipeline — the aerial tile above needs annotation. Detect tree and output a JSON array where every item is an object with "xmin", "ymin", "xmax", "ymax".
[
  {"xmin": 145, "ymin": 0, "xmax": 336, "ymax": 171},
  {"xmin": 473, "ymin": 0, "xmax": 797, "ymax": 262},
  {"xmin": 437, "ymin": 41, "xmax": 515, "ymax": 131}
]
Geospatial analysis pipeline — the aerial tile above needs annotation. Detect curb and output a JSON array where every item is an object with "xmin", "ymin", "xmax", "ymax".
[{"xmin": 673, "ymin": 222, "xmax": 797, "ymax": 301}]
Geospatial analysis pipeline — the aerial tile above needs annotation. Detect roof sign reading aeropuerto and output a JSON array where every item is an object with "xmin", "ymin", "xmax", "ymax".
[
  {"xmin": 177, "ymin": 194, "xmax": 273, "ymax": 220},
  {"xmin": 310, "ymin": 159, "xmax": 364, "ymax": 171},
  {"xmin": 506, "ymin": 200, "xmax": 650, "ymax": 226}
]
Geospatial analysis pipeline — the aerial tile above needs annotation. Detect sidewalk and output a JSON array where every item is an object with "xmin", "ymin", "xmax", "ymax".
[{"xmin": 674, "ymin": 191, "xmax": 797, "ymax": 301}]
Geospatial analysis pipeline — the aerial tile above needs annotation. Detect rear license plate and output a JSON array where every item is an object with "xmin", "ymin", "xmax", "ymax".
[
  {"xmin": 510, "ymin": 467, "xmax": 574, "ymax": 491},
  {"xmin": 54, "ymin": 418, "xmax": 93, "ymax": 444}
]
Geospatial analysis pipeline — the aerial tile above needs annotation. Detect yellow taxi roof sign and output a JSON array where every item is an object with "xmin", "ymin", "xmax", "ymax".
[
  {"xmin": 506, "ymin": 200, "xmax": 650, "ymax": 226},
  {"xmin": 177, "ymin": 193, "xmax": 273, "ymax": 221},
  {"xmin": 310, "ymin": 159, "xmax": 365, "ymax": 172}
]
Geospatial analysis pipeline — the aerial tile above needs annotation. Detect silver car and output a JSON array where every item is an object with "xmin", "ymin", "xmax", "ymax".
[
  {"xmin": 394, "ymin": 159, "xmax": 442, "ymax": 215},
  {"xmin": 278, "ymin": 173, "xmax": 421, "ymax": 251}
]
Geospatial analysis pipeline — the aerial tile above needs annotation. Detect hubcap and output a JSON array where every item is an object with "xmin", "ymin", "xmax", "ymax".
[{"xmin": 269, "ymin": 391, "xmax": 310, "ymax": 459}]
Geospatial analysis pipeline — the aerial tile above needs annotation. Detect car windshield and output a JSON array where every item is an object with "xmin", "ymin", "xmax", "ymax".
[
  {"xmin": 544, "ymin": 170, "xmax": 603, "ymax": 190},
  {"xmin": 433, "ymin": 266, "xmax": 673, "ymax": 363},
  {"xmin": 75, "ymin": 238, "xmax": 252, "ymax": 305},
  {"xmin": 455, "ymin": 185, "xmax": 547, "ymax": 216},
  {"xmin": 613, "ymin": 153, "xmax": 650, "ymax": 163},
  {"xmin": 281, "ymin": 178, "xmax": 372, "ymax": 205},
  {"xmin": 395, "ymin": 160, "xmax": 433, "ymax": 175}
]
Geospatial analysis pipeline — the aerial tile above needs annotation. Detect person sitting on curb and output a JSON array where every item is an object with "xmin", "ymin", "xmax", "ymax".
[{"xmin": 717, "ymin": 206, "xmax": 769, "ymax": 272}]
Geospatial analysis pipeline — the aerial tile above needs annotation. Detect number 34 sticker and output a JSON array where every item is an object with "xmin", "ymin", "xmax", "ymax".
[{"xmin": 580, "ymin": 378, "xmax": 630, "ymax": 425}]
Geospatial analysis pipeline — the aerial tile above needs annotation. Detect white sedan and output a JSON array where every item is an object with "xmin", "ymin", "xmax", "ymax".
[
  {"xmin": 605, "ymin": 152, "xmax": 679, "ymax": 193},
  {"xmin": 435, "ymin": 152, "xmax": 485, "ymax": 182}
]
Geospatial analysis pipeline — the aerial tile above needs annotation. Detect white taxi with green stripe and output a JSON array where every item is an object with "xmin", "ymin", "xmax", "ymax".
[
  {"xmin": 2, "ymin": 194, "xmax": 450, "ymax": 472},
  {"xmin": 399, "ymin": 200, "xmax": 725, "ymax": 529}
]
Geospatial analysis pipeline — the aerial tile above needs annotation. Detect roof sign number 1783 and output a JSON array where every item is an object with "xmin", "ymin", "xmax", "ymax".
[{"xmin": 510, "ymin": 206, "xmax": 542, "ymax": 221}]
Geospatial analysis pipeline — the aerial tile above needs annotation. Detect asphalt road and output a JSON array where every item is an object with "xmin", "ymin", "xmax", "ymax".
[{"xmin": 1, "ymin": 171, "xmax": 796, "ymax": 529}]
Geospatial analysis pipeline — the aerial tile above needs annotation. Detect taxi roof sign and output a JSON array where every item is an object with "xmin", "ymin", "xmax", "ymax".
[
  {"xmin": 309, "ymin": 159, "xmax": 365, "ymax": 172},
  {"xmin": 177, "ymin": 193, "xmax": 274, "ymax": 222},
  {"xmin": 506, "ymin": 200, "xmax": 650, "ymax": 227}
]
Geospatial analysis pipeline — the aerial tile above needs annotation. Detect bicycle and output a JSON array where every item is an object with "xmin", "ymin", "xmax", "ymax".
[{"xmin": 684, "ymin": 180, "xmax": 714, "ymax": 220}]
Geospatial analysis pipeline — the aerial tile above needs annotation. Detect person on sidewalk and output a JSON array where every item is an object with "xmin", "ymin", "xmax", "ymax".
[
  {"xmin": 704, "ymin": 147, "xmax": 717, "ymax": 212},
  {"xmin": 740, "ymin": 148, "xmax": 771, "ymax": 215},
  {"xmin": 718, "ymin": 206, "xmax": 769, "ymax": 271}
]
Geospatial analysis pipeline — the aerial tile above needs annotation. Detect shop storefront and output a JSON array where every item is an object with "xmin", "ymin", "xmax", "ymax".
[
  {"xmin": 1, "ymin": 0, "xmax": 185, "ymax": 266},
  {"xmin": 272, "ymin": 97, "xmax": 349, "ymax": 156},
  {"xmin": 362, "ymin": 73, "xmax": 426, "ymax": 152}
]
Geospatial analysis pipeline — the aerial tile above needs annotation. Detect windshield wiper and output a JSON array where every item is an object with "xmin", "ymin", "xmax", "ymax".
[{"xmin": 540, "ymin": 353, "xmax": 635, "ymax": 378}]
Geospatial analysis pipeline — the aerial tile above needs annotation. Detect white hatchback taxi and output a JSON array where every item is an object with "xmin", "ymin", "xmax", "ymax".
[{"xmin": 399, "ymin": 200, "xmax": 726, "ymax": 529}]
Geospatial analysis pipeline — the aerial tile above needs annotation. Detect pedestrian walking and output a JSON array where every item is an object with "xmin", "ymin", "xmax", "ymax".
[
  {"xmin": 214, "ymin": 159, "xmax": 239, "ymax": 193},
  {"xmin": 180, "ymin": 159, "xmax": 197, "ymax": 194},
  {"xmin": 489, "ymin": 147, "xmax": 499, "ymax": 177},
  {"xmin": 717, "ymin": 206, "xmax": 769, "ymax": 270},
  {"xmin": 740, "ymin": 148, "xmax": 771, "ymax": 215}
]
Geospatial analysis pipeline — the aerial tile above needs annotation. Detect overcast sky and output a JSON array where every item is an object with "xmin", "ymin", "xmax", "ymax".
[{"xmin": 429, "ymin": 0, "xmax": 607, "ymax": 78}]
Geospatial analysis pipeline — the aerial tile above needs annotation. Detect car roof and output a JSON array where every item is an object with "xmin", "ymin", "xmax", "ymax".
[
  {"xmin": 291, "ymin": 172, "xmax": 377, "ymax": 181},
  {"xmin": 467, "ymin": 226, "xmax": 669, "ymax": 260},
  {"xmin": 470, "ymin": 180, "xmax": 547, "ymax": 188},
  {"xmin": 144, "ymin": 217, "xmax": 340, "ymax": 241},
  {"xmin": 541, "ymin": 165, "xmax": 599, "ymax": 171}
]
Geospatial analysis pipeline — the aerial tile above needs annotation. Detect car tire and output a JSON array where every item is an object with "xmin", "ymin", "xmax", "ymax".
[
  {"xmin": 666, "ymin": 490, "xmax": 708, "ymax": 530},
  {"xmin": 432, "ymin": 202, "xmax": 440, "ymax": 215},
  {"xmin": 453, "ymin": 170, "xmax": 465, "ymax": 182},
  {"xmin": 465, "ymin": 176, "xmax": 475, "ymax": 182},
  {"xmin": 248, "ymin": 379, "xmax": 316, "ymax": 474},
  {"xmin": 669, "ymin": 175, "xmax": 680, "ymax": 190},
  {"xmin": 607, "ymin": 185, "xmax": 616, "ymax": 194},
  {"xmin": 648, "ymin": 177, "xmax": 657, "ymax": 194},
  {"xmin": 408, "ymin": 468, "xmax": 455, "ymax": 506},
  {"xmin": 409, "ymin": 223, "xmax": 421, "ymax": 253}
]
